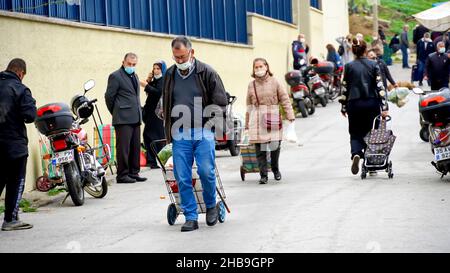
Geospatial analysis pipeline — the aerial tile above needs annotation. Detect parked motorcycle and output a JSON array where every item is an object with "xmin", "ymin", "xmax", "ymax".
[
  {"xmin": 307, "ymin": 72, "xmax": 328, "ymax": 107},
  {"xmin": 285, "ymin": 70, "xmax": 315, "ymax": 118},
  {"xmin": 35, "ymin": 80, "xmax": 110, "ymax": 206},
  {"xmin": 417, "ymin": 87, "xmax": 450, "ymax": 177}
]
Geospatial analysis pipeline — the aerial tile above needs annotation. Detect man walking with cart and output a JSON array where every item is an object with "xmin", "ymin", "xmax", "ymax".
[{"xmin": 162, "ymin": 36, "xmax": 228, "ymax": 232}]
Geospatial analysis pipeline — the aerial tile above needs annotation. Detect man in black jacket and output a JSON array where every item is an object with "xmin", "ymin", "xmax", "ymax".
[
  {"xmin": 105, "ymin": 53, "xmax": 146, "ymax": 184},
  {"xmin": 0, "ymin": 58, "xmax": 36, "ymax": 231},
  {"xmin": 162, "ymin": 36, "xmax": 228, "ymax": 232},
  {"xmin": 416, "ymin": 32, "xmax": 435, "ymax": 86},
  {"xmin": 425, "ymin": 42, "xmax": 450, "ymax": 91}
]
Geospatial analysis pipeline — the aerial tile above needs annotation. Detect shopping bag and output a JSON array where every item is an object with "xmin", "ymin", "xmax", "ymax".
[{"xmin": 284, "ymin": 122, "xmax": 298, "ymax": 143}]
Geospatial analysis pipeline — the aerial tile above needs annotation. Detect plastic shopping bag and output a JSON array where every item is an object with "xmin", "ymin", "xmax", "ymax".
[
  {"xmin": 284, "ymin": 122, "xmax": 298, "ymax": 143},
  {"xmin": 157, "ymin": 144, "xmax": 173, "ymax": 166}
]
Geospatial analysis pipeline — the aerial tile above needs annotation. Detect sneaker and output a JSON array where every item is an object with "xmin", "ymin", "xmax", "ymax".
[
  {"xmin": 2, "ymin": 220, "xmax": 33, "ymax": 231},
  {"xmin": 351, "ymin": 155, "xmax": 361, "ymax": 175},
  {"xmin": 259, "ymin": 176, "xmax": 268, "ymax": 184}
]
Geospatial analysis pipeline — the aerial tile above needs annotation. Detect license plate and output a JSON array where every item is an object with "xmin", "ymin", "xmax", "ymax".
[
  {"xmin": 52, "ymin": 150, "xmax": 74, "ymax": 165},
  {"xmin": 434, "ymin": 147, "xmax": 450, "ymax": 162},
  {"xmin": 315, "ymin": 87, "xmax": 325, "ymax": 95},
  {"xmin": 293, "ymin": 91, "xmax": 304, "ymax": 99}
]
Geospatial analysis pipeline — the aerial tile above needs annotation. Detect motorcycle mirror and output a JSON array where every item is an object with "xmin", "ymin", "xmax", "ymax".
[
  {"xmin": 412, "ymin": 88, "xmax": 424, "ymax": 95},
  {"xmin": 84, "ymin": 79, "xmax": 95, "ymax": 93}
]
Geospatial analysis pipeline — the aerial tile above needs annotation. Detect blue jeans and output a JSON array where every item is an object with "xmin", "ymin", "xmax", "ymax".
[
  {"xmin": 401, "ymin": 45, "xmax": 409, "ymax": 68},
  {"xmin": 172, "ymin": 129, "xmax": 216, "ymax": 221}
]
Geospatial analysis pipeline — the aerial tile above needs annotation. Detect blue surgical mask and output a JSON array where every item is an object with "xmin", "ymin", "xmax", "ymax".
[
  {"xmin": 124, "ymin": 66, "xmax": 135, "ymax": 74},
  {"xmin": 439, "ymin": 47, "xmax": 446, "ymax": 54}
]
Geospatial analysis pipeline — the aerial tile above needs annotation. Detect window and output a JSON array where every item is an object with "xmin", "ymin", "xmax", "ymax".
[{"xmin": 310, "ymin": 0, "xmax": 322, "ymax": 10}]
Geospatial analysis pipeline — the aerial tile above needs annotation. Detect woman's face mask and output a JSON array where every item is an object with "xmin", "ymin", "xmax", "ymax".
[
  {"xmin": 254, "ymin": 68, "xmax": 267, "ymax": 78},
  {"xmin": 154, "ymin": 74, "xmax": 163, "ymax": 80},
  {"xmin": 439, "ymin": 47, "xmax": 446, "ymax": 54}
]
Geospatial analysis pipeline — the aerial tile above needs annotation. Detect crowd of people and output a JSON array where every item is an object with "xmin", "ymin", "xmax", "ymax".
[{"xmin": 1, "ymin": 25, "xmax": 449, "ymax": 232}]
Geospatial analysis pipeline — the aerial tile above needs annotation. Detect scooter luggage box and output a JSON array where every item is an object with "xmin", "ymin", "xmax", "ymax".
[
  {"xmin": 35, "ymin": 103, "xmax": 73, "ymax": 136},
  {"xmin": 313, "ymin": 61, "xmax": 335, "ymax": 74},
  {"xmin": 285, "ymin": 71, "xmax": 302, "ymax": 87},
  {"xmin": 419, "ymin": 88, "xmax": 450, "ymax": 123}
]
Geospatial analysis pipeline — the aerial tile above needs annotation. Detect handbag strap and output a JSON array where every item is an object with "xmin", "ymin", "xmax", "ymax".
[{"xmin": 253, "ymin": 79, "xmax": 280, "ymax": 106}]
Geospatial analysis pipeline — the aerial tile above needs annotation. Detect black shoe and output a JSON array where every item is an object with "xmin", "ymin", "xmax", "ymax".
[
  {"xmin": 206, "ymin": 207, "xmax": 219, "ymax": 226},
  {"xmin": 128, "ymin": 174, "xmax": 147, "ymax": 182},
  {"xmin": 181, "ymin": 220, "xmax": 199, "ymax": 232},
  {"xmin": 351, "ymin": 155, "xmax": 361, "ymax": 175},
  {"xmin": 273, "ymin": 171, "xmax": 282, "ymax": 181},
  {"xmin": 259, "ymin": 176, "xmax": 268, "ymax": 184},
  {"xmin": 117, "ymin": 176, "xmax": 136, "ymax": 184}
]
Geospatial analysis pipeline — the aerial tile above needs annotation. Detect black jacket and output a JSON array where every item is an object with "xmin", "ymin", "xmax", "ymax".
[
  {"xmin": 342, "ymin": 58, "xmax": 388, "ymax": 111},
  {"xmin": 143, "ymin": 77, "xmax": 165, "ymax": 141},
  {"xmin": 425, "ymin": 52, "xmax": 450, "ymax": 89},
  {"xmin": 162, "ymin": 59, "xmax": 228, "ymax": 143},
  {"xmin": 105, "ymin": 67, "xmax": 142, "ymax": 126},
  {"xmin": 0, "ymin": 71, "xmax": 37, "ymax": 158},
  {"xmin": 417, "ymin": 39, "xmax": 435, "ymax": 63},
  {"xmin": 376, "ymin": 58, "xmax": 396, "ymax": 88}
]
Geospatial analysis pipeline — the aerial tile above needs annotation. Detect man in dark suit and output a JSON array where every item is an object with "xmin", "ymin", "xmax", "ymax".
[
  {"xmin": 416, "ymin": 32, "xmax": 435, "ymax": 86},
  {"xmin": 105, "ymin": 53, "xmax": 146, "ymax": 183}
]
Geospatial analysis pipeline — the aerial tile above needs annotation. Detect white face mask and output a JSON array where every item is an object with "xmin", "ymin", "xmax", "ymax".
[
  {"xmin": 300, "ymin": 38, "xmax": 306, "ymax": 43},
  {"xmin": 175, "ymin": 53, "xmax": 192, "ymax": 71},
  {"xmin": 255, "ymin": 68, "xmax": 267, "ymax": 78},
  {"xmin": 439, "ymin": 47, "xmax": 446, "ymax": 54},
  {"xmin": 154, "ymin": 73, "xmax": 162, "ymax": 80}
]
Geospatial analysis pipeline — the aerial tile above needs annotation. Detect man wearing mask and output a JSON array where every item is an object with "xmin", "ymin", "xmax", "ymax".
[
  {"xmin": 400, "ymin": 25, "xmax": 410, "ymax": 69},
  {"xmin": 0, "ymin": 58, "xmax": 36, "ymax": 231},
  {"xmin": 416, "ymin": 32, "xmax": 435, "ymax": 86},
  {"xmin": 292, "ymin": 34, "xmax": 309, "ymax": 70},
  {"xmin": 105, "ymin": 53, "xmax": 146, "ymax": 184},
  {"xmin": 162, "ymin": 36, "xmax": 228, "ymax": 232},
  {"xmin": 425, "ymin": 42, "xmax": 450, "ymax": 91}
]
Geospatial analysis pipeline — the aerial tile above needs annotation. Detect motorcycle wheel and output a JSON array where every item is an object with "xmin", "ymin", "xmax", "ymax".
[
  {"xmin": 84, "ymin": 176, "xmax": 108, "ymax": 199},
  {"xmin": 297, "ymin": 100, "xmax": 308, "ymax": 118},
  {"xmin": 306, "ymin": 98, "xmax": 315, "ymax": 115},
  {"xmin": 330, "ymin": 82, "xmax": 341, "ymax": 101},
  {"xmin": 64, "ymin": 161, "xmax": 85, "ymax": 206},
  {"xmin": 320, "ymin": 97, "xmax": 327, "ymax": 107},
  {"xmin": 419, "ymin": 127, "xmax": 429, "ymax": 142}
]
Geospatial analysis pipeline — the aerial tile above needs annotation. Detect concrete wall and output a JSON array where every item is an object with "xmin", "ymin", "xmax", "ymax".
[
  {"xmin": 322, "ymin": 0, "xmax": 350, "ymax": 48},
  {"xmin": 0, "ymin": 11, "xmax": 298, "ymax": 191}
]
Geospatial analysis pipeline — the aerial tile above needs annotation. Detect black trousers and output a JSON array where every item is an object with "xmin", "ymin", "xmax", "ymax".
[
  {"xmin": 347, "ymin": 99, "xmax": 381, "ymax": 159},
  {"xmin": 115, "ymin": 124, "xmax": 141, "ymax": 180},
  {"xmin": 255, "ymin": 141, "xmax": 281, "ymax": 178},
  {"xmin": 0, "ymin": 156, "xmax": 27, "ymax": 222},
  {"xmin": 430, "ymin": 80, "xmax": 449, "ymax": 91}
]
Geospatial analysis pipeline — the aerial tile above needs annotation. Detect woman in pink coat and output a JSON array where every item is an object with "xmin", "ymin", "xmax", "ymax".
[{"xmin": 245, "ymin": 58, "xmax": 295, "ymax": 184}]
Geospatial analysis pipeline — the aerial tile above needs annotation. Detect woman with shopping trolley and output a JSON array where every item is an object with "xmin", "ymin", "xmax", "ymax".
[
  {"xmin": 245, "ymin": 58, "xmax": 295, "ymax": 184},
  {"xmin": 339, "ymin": 38, "xmax": 389, "ymax": 175}
]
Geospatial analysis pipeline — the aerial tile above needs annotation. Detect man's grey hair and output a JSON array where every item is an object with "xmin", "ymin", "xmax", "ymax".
[
  {"xmin": 124, "ymin": 52, "xmax": 138, "ymax": 61},
  {"xmin": 437, "ymin": 41, "xmax": 446, "ymax": 47},
  {"xmin": 171, "ymin": 36, "xmax": 192, "ymax": 50}
]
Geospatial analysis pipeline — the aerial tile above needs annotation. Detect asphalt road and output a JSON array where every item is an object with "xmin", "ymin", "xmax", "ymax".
[{"xmin": 1, "ymin": 64, "xmax": 450, "ymax": 253}]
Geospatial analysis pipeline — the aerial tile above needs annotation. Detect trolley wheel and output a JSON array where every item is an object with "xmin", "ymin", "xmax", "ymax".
[
  {"xmin": 240, "ymin": 166, "xmax": 245, "ymax": 181},
  {"xmin": 388, "ymin": 161, "xmax": 394, "ymax": 179},
  {"xmin": 216, "ymin": 201, "xmax": 226, "ymax": 223},
  {"xmin": 167, "ymin": 203, "xmax": 178, "ymax": 226},
  {"xmin": 361, "ymin": 166, "xmax": 367, "ymax": 180}
]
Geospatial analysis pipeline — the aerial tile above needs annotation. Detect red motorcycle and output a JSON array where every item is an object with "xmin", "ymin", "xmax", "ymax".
[{"xmin": 35, "ymin": 80, "xmax": 110, "ymax": 206}]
